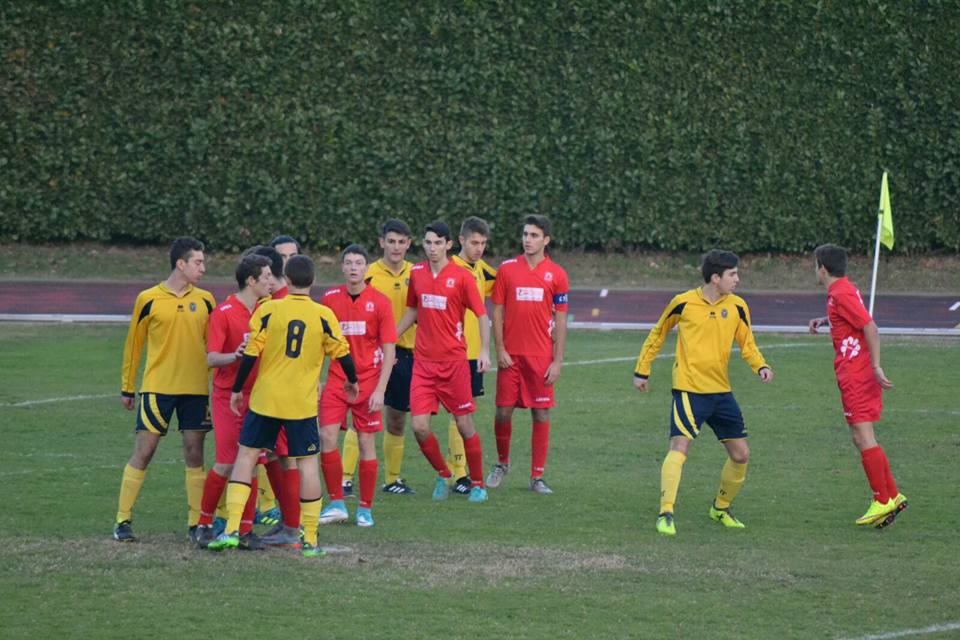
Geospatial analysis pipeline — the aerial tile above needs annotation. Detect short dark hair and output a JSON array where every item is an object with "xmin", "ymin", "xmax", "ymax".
[
  {"xmin": 381, "ymin": 219, "xmax": 412, "ymax": 238},
  {"xmin": 523, "ymin": 215, "xmax": 551, "ymax": 238},
  {"xmin": 459, "ymin": 216, "xmax": 490, "ymax": 239},
  {"xmin": 284, "ymin": 254, "xmax": 315, "ymax": 288},
  {"xmin": 425, "ymin": 220, "xmax": 452, "ymax": 241},
  {"xmin": 243, "ymin": 245, "xmax": 283, "ymax": 279},
  {"xmin": 701, "ymin": 249, "xmax": 739, "ymax": 283},
  {"xmin": 235, "ymin": 254, "xmax": 272, "ymax": 289},
  {"xmin": 169, "ymin": 236, "xmax": 204, "ymax": 270},
  {"xmin": 341, "ymin": 243, "xmax": 370, "ymax": 262},
  {"xmin": 814, "ymin": 243, "xmax": 848, "ymax": 277},
  {"xmin": 270, "ymin": 235, "xmax": 301, "ymax": 253}
]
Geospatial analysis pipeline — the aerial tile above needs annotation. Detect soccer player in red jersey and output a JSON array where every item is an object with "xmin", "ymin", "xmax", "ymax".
[
  {"xmin": 317, "ymin": 244, "xmax": 397, "ymax": 527},
  {"xmin": 195, "ymin": 253, "xmax": 274, "ymax": 549},
  {"xmin": 487, "ymin": 215, "xmax": 569, "ymax": 495},
  {"xmin": 396, "ymin": 221, "xmax": 492, "ymax": 503},
  {"xmin": 809, "ymin": 244, "xmax": 906, "ymax": 528}
]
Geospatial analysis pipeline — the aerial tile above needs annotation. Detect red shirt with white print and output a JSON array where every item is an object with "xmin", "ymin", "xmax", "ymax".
[
  {"xmin": 826, "ymin": 277, "xmax": 873, "ymax": 379},
  {"xmin": 491, "ymin": 255, "xmax": 569, "ymax": 357},
  {"xmin": 321, "ymin": 285, "xmax": 397, "ymax": 383},
  {"xmin": 406, "ymin": 260, "xmax": 486, "ymax": 362},
  {"xmin": 207, "ymin": 294, "xmax": 259, "ymax": 392}
]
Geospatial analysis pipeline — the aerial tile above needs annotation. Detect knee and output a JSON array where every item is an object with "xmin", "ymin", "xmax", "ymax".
[
  {"xmin": 729, "ymin": 445, "xmax": 750, "ymax": 465},
  {"xmin": 495, "ymin": 407, "xmax": 512, "ymax": 423},
  {"xmin": 531, "ymin": 409, "xmax": 549, "ymax": 423}
]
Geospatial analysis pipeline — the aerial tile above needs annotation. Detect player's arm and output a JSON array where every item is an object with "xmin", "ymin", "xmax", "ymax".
[
  {"xmin": 369, "ymin": 342, "xmax": 395, "ymax": 412},
  {"xmin": 545, "ymin": 310, "xmax": 567, "ymax": 385},
  {"xmin": 396, "ymin": 307, "xmax": 417, "ymax": 338},
  {"xmin": 206, "ymin": 310, "xmax": 247, "ymax": 368},
  {"xmin": 733, "ymin": 303, "xmax": 773, "ymax": 383},
  {"xmin": 120, "ymin": 292, "xmax": 150, "ymax": 410},
  {"xmin": 492, "ymin": 303, "xmax": 512, "ymax": 369},
  {"xmin": 633, "ymin": 297, "xmax": 682, "ymax": 392},
  {"xmin": 862, "ymin": 320, "xmax": 893, "ymax": 389},
  {"xmin": 808, "ymin": 316, "xmax": 829, "ymax": 334},
  {"xmin": 464, "ymin": 274, "xmax": 492, "ymax": 372}
]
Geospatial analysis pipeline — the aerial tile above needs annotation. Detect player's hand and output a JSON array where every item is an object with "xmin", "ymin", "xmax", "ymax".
[
  {"xmin": 808, "ymin": 317, "xmax": 828, "ymax": 334},
  {"xmin": 497, "ymin": 350, "xmax": 514, "ymax": 369},
  {"xmin": 229, "ymin": 391, "xmax": 243, "ymax": 416},
  {"xmin": 368, "ymin": 389, "xmax": 385, "ymax": 413},
  {"xmin": 344, "ymin": 381, "xmax": 360, "ymax": 403},
  {"xmin": 544, "ymin": 360, "xmax": 563, "ymax": 386},
  {"xmin": 633, "ymin": 377, "xmax": 649, "ymax": 392},
  {"xmin": 873, "ymin": 366, "xmax": 894, "ymax": 389},
  {"xmin": 758, "ymin": 367, "xmax": 774, "ymax": 383},
  {"xmin": 477, "ymin": 352, "xmax": 492, "ymax": 373},
  {"xmin": 121, "ymin": 395, "xmax": 135, "ymax": 411}
]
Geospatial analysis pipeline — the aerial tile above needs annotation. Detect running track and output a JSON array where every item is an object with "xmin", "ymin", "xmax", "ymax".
[{"xmin": 0, "ymin": 281, "xmax": 957, "ymax": 334}]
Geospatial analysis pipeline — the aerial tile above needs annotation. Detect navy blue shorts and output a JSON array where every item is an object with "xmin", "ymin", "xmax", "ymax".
[
  {"xmin": 384, "ymin": 347, "xmax": 413, "ymax": 412},
  {"xmin": 135, "ymin": 393, "xmax": 210, "ymax": 436},
  {"xmin": 239, "ymin": 410, "xmax": 320, "ymax": 458},
  {"xmin": 669, "ymin": 390, "xmax": 746, "ymax": 441},
  {"xmin": 469, "ymin": 359, "xmax": 484, "ymax": 398}
]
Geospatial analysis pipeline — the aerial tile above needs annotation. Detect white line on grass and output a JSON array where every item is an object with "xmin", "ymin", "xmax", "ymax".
[
  {"xmin": 838, "ymin": 621, "xmax": 960, "ymax": 640},
  {"xmin": 2, "ymin": 393, "xmax": 115, "ymax": 407}
]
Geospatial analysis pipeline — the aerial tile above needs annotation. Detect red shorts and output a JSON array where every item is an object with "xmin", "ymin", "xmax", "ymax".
[
  {"xmin": 211, "ymin": 386, "xmax": 249, "ymax": 465},
  {"xmin": 274, "ymin": 426, "xmax": 289, "ymax": 457},
  {"xmin": 410, "ymin": 359, "xmax": 474, "ymax": 417},
  {"xmin": 318, "ymin": 376, "xmax": 384, "ymax": 433},
  {"xmin": 496, "ymin": 354, "xmax": 555, "ymax": 409},
  {"xmin": 837, "ymin": 371, "xmax": 882, "ymax": 425}
]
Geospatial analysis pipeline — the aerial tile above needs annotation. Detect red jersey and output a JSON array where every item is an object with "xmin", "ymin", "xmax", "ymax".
[
  {"xmin": 321, "ymin": 285, "xmax": 397, "ymax": 382},
  {"xmin": 207, "ymin": 294, "xmax": 259, "ymax": 392},
  {"xmin": 406, "ymin": 260, "xmax": 487, "ymax": 362},
  {"xmin": 272, "ymin": 286, "xmax": 288, "ymax": 300},
  {"xmin": 826, "ymin": 277, "xmax": 874, "ymax": 377},
  {"xmin": 491, "ymin": 255, "xmax": 569, "ymax": 357}
]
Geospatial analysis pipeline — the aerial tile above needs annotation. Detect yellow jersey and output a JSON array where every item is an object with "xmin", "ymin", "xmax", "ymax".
[
  {"xmin": 365, "ymin": 258, "xmax": 415, "ymax": 350},
  {"xmin": 634, "ymin": 288, "xmax": 768, "ymax": 394},
  {"xmin": 451, "ymin": 254, "xmax": 496, "ymax": 359},
  {"xmin": 120, "ymin": 282, "xmax": 215, "ymax": 396},
  {"xmin": 244, "ymin": 294, "xmax": 351, "ymax": 420}
]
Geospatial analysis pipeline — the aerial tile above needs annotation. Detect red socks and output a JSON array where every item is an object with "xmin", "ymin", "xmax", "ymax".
[
  {"xmin": 531, "ymin": 421, "xmax": 550, "ymax": 478},
  {"xmin": 281, "ymin": 467, "xmax": 301, "ymax": 528},
  {"xmin": 462, "ymin": 432, "xmax": 485, "ymax": 487},
  {"xmin": 494, "ymin": 419, "xmax": 512, "ymax": 465},
  {"xmin": 358, "ymin": 458, "xmax": 378, "ymax": 508},
  {"xmin": 240, "ymin": 477, "xmax": 257, "ymax": 535},
  {"xmin": 860, "ymin": 446, "xmax": 892, "ymax": 503},
  {"xmin": 198, "ymin": 469, "xmax": 228, "ymax": 526},
  {"xmin": 321, "ymin": 450, "xmax": 344, "ymax": 501},
  {"xmin": 877, "ymin": 447, "xmax": 899, "ymax": 498},
  {"xmin": 418, "ymin": 433, "xmax": 452, "ymax": 477}
]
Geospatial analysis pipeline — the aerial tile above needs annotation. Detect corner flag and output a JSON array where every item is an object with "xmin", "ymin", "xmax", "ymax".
[{"xmin": 878, "ymin": 171, "xmax": 894, "ymax": 250}]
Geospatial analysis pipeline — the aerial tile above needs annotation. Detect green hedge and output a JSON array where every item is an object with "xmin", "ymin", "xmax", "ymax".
[{"xmin": 2, "ymin": 1, "xmax": 958, "ymax": 254}]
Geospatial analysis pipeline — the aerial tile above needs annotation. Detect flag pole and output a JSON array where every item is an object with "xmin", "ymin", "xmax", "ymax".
[{"xmin": 868, "ymin": 211, "xmax": 882, "ymax": 316}]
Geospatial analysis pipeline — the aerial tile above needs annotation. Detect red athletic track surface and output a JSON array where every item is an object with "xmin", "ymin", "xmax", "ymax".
[{"xmin": 1, "ymin": 280, "xmax": 957, "ymax": 330}]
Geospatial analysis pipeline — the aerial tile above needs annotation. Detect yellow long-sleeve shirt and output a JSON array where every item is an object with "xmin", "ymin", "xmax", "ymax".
[
  {"xmin": 120, "ymin": 282, "xmax": 216, "ymax": 396},
  {"xmin": 365, "ymin": 259, "xmax": 415, "ymax": 350},
  {"xmin": 634, "ymin": 288, "xmax": 767, "ymax": 394},
  {"xmin": 451, "ymin": 255, "xmax": 496, "ymax": 360}
]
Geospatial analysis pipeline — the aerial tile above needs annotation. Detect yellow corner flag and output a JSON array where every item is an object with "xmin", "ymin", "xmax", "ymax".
[{"xmin": 878, "ymin": 171, "xmax": 894, "ymax": 250}]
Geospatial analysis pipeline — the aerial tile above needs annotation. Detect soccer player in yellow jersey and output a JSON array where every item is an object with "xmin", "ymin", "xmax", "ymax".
[
  {"xmin": 633, "ymin": 250, "xmax": 773, "ymax": 537},
  {"xmin": 208, "ymin": 255, "xmax": 358, "ymax": 557},
  {"xmin": 341, "ymin": 219, "xmax": 418, "ymax": 495},
  {"xmin": 113, "ymin": 237, "xmax": 216, "ymax": 543},
  {"xmin": 447, "ymin": 216, "xmax": 497, "ymax": 494}
]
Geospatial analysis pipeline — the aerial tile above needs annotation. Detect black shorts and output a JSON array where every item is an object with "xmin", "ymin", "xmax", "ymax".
[
  {"xmin": 239, "ymin": 410, "xmax": 320, "ymax": 458},
  {"xmin": 468, "ymin": 359, "xmax": 484, "ymax": 398},
  {"xmin": 135, "ymin": 393, "xmax": 210, "ymax": 436},
  {"xmin": 384, "ymin": 347, "xmax": 414, "ymax": 412}
]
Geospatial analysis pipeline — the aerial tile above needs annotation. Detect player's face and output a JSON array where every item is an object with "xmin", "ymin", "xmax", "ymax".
[
  {"xmin": 814, "ymin": 260, "xmax": 826, "ymax": 286},
  {"xmin": 423, "ymin": 232, "xmax": 451, "ymax": 264},
  {"xmin": 459, "ymin": 232, "xmax": 488, "ymax": 264},
  {"xmin": 179, "ymin": 250, "xmax": 206, "ymax": 284},
  {"xmin": 379, "ymin": 232, "xmax": 411, "ymax": 266},
  {"xmin": 342, "ymin": 253, "xmax": 367, "ymax": 285},
  {"xmin": 522, "ymin": 224, "xmax": 549, "ymax": 257},
  {"xmin": 274, "ymin": 242, "xmax": 298, "ymax": 267},
  {"xmin": 249, "ymin": 266, "xmax": 273, "ymax": 299},
  {"xmin": 715, "ymin": 267, "xmax": 739, "ymax": 294}
]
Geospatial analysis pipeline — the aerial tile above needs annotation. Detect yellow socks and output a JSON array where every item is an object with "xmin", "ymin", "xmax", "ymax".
[
  {"xmin": 715, "ymin": 459, "xmax": 748, "ymax": 509},
  {"xmin": 660, "ymin": 450, "xmax": 687, "ymax": 514},
  {"xmin": 446, "ymin": 417, "xmax": 466, "ymax": 479},
  {"xmin": 256, "ymin": 464, "xmax": 276, "ymax": 511},
  {"xmin": 383, "ymin": 432, "xmax": 405, "ymax": 485},
  {"xmin": 116, "ymin": 464, "xmax": 146, "ymax": 523},
  {"xmin": 185, "ymin": 466, "xmax": 205, "ymax": 527},
  {"xmin": 301, "ymin": 498, "xmax": 322, "ymax": 546},
  {"xmin": 342, "ymin": 428, "xmax": 360, "ymax": 483},
  {"xmin": 225, "ymin": 481, "xmax": 252, "ymax": 534}
]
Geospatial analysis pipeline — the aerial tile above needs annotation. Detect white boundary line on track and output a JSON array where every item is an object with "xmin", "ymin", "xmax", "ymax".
[{"xmin": 837, "ymin": 621, "xmax": 960, "ymax": 640}]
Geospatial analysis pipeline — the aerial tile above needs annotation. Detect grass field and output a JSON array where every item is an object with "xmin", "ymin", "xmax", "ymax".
[{"xmin": 2, "ymin": 324, "xmax": 959, "ymax": 639}]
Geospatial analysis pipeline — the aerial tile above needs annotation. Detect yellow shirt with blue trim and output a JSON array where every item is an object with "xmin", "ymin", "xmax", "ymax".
[
  {"xmin": 244, "ymin": 294, "xmax": 351, "ymax": 420},
  {"xmin": 634, "ymin": 287, "xmax": 767, "ymax": 394},
  {"xmin": 365, "ymin": 259, "xmax": 415, "ymax": 350},
  {"xmin": 451, "ymin": 254, "xmax": 496, "ymax": 360},
  {"xmin": 120, "ymin": 282, "xmax": 216, "ymax": 396}
]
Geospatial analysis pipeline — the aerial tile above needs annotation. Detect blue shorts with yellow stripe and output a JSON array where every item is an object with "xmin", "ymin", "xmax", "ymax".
[
  {"xmin": 669, "ymin": 390, "xmax": 746, "ymax": 441},
  {"xmin": 136, "ymin": 393, "xmax": 210, "ymax": 436}
]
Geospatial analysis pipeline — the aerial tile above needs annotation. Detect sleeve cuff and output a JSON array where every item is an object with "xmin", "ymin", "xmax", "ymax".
[
  {"xmin": 121, "ymin": 391, "xmax": 135, "ymax": 399},
  {"xmin": 633, "ymin": 373, "xmax": 648, "ymax": 380}
]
